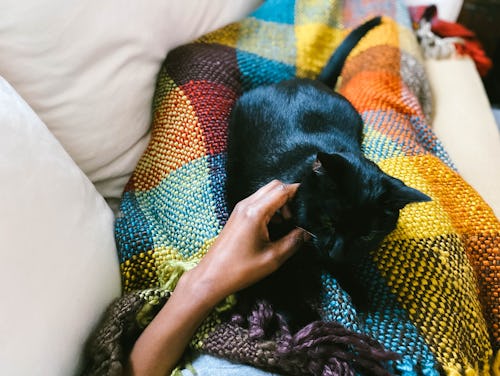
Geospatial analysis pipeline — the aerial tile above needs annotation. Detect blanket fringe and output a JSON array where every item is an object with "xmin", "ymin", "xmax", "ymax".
[
  {"xmin": 235, "ymin": 300, "xmax": 399, "ymax": 376},
  {"xmin": 159, "ymin": 259, "xmax": 198, "ymax": 291},
  {"xmin": 81, "ymin": 291, "xmax": 169, "ymax": 376},
  {"xmin": 277, "ymin": 318, "xmax": 399, "ymax": 376}
]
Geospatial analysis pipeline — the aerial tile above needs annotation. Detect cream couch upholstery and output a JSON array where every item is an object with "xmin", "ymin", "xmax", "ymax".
[{"xmin": 427, "ymin": 58, "xmax": 500, "ymax": 216}]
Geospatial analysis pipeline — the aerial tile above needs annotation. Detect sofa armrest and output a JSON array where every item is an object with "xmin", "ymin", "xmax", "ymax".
[{"xmin": 426, "ymin": 57, "xmax": 500, "ymax": 217}]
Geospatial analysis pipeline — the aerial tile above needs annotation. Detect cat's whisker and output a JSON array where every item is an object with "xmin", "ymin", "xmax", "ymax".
[{"xmin": 296, "ymin": 226, "xmax": 317, "ymax": 239}]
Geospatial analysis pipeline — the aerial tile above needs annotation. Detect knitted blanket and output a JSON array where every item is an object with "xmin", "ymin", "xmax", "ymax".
[{"xmin": 84, "ymin": 0, "xmax": 500, "ymax": 375}]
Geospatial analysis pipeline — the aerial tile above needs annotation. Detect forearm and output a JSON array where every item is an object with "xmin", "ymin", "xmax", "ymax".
[
  {"xmin": 126, "ymin": 268, "xmax": 224, "ymax": 376},
  {"xmin": 126, "ymin": 181, "xmax": 305, "ymax": 376}
]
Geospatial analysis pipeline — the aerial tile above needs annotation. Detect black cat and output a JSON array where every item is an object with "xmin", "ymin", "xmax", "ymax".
[{"xmin": 225, "ymin": 16, "xmax": 430, "ymax": 331}]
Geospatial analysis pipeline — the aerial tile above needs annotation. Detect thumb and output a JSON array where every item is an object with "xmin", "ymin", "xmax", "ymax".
[{"xmin": 271, "ymin": 227, "xmax": 309, "ymax": 264}]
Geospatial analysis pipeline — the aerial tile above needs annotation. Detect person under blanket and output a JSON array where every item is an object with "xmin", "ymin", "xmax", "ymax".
[{"xmin": 126, "ymin": 180, "xmax": 310, "ymax": 376}]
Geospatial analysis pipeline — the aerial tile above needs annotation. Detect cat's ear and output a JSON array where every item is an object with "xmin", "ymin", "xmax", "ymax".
[
  {"xmin": 312, "ymin": 154, "xmax": 326, "ymax": 175},
  {"xmin": 384, "ymin": 177, "xmax": 431, "ymax": 209},
  {"xmin": 314, "ymin": 152, "xmax": 350, "ymax": 176}
]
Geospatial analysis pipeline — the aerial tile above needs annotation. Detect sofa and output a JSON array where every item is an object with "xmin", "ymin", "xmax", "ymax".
[{"xmin": 0, "ymin": 1, "xmax": 498, "ymax": 375}]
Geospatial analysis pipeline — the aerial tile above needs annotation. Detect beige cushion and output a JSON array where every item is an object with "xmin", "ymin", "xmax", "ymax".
[
  {"xmin": 0, "ymin": 76, "xmax": 120, "ymax": 376},
  {"xmin": 0, "ymin": 0, "xmax": 261, "ymax": 202}
]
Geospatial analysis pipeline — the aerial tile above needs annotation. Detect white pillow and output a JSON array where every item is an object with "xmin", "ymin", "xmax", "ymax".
[
  {"xmin": 0, "ymin": 0, "xmax": 261, "ymax": 201},
  {"xmin": 0, "ymin": 76, "xmax": 121, "ymax": 376}
]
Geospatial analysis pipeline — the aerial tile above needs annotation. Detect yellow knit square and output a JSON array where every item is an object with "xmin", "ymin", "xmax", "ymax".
[
  {"xmin": 398, "ymin": 24, "xmax": 424, "ymax": 62},
  {"xmin": 237, "ymin": 18, "xmax": 296, "ymax": 66},
  {"xmin": 409, "ymin": 155, "xmax": 500, "ymax": 234},
  {"xmin": 347, "ymin": 17, "xmax": 400, "ymax": 61},
  {"xmin": 295, "ymin": 23, "xmax": 344, "ymax": 78},
  {"xmin": 196, "ymin": 22, "xmax": 241, "ymax": 48},
  {"xmin": 295, "ymin": 0, "xmax": 342, "ymax": 28},
  {"xmin": 378, "ymin": 155, "xmax": 455, "ymax": 240}
]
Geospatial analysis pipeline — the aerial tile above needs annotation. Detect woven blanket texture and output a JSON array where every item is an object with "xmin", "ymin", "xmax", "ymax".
[{"xmin": 84, "ymin": 0, "xmax": 500, "ymax": 375}]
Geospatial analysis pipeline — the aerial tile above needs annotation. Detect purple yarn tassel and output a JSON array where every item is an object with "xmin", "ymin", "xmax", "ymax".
[{"xmin": 234, "ymin": 300, "xmax": 399, "ymax": 376}]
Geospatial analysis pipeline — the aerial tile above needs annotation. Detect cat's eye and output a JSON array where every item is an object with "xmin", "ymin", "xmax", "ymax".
[
  {"xmin": 360, "ymin": 232, "xmax": 376, "ymax": 241},
  {"xmin": 320, "ymin": 215, "xmax": 334, "ymax": 227}
]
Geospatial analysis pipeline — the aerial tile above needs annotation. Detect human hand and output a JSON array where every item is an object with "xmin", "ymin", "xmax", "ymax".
[
  {"xmin": 126, "ymin": 180, "xmax": 309, "ymax": 376},
  {"xmin": 181, "ymin": 180, "xmax": 309, "ymax": 305}
]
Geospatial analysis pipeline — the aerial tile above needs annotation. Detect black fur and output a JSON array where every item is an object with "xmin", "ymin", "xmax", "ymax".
[{"xmin": 225, "ymin": 17, "xmax": 430, "ymax": 330}]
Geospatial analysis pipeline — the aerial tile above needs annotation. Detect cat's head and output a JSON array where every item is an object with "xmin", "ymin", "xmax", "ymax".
[{"xmin": 291, "ymin": 152, "xmax": 431, "ymax": 262}]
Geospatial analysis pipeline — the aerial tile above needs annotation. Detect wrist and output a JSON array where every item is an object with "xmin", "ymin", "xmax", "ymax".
[{"xmin": 175, "ymin": 266, "xmax": 227, "ymax": 310}]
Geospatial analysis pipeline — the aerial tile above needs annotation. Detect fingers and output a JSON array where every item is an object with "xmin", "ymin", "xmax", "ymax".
[
  {"xmin": 232, "ymin": 180, "xmax": 299, "ymax": 225},
  {"xmin": 280, "ymin": 203, "xmax": 293, "ymax": 220},
  {"xmin": 244, "ymin": 180, "xmax": 299, "ymax": 219},
  {"xmin": 264, "ymin": 227, "xmax": 307, "ymax": 269}
]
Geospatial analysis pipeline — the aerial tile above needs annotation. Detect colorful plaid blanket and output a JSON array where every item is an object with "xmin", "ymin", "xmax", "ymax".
[{"xmin": 84, "ymin": 0, "xmax": 500, "ymax": 375}]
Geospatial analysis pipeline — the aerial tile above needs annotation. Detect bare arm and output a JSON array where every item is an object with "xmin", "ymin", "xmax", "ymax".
[{"xmin": 126, "ymin": 180, "xmax": 308, "ymax": 376}]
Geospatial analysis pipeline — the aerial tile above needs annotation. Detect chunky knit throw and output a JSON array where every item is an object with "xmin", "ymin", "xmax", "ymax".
[{"xmin": 83, "ymin": 0, "xmax": 500, "ymax": 375}]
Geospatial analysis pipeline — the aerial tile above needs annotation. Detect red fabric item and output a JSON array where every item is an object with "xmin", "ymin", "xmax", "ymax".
[
  {"xmin": 432, "ymin": 18, "xmax": 493, "ymax": 76},
  {"xmin": 409, "ymin": 4, "xmax": 492, "ymax": 76}
]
